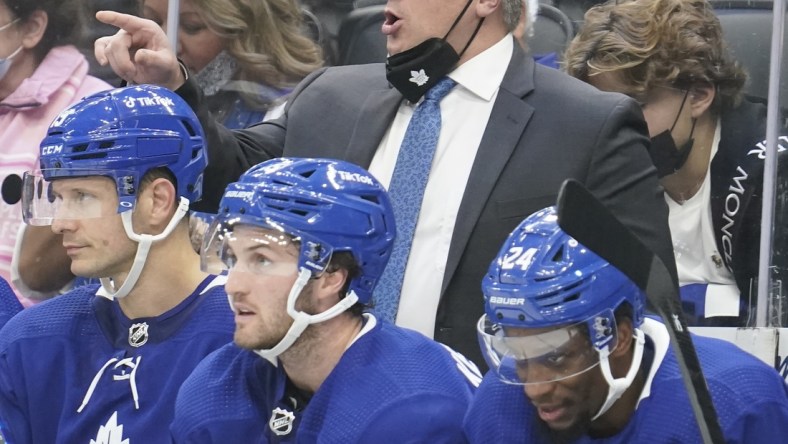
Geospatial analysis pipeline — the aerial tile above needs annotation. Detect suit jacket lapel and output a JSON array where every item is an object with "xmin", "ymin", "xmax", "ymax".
[
  {"xmin": 441, "ymin": 42, "xmax": 537, "ymax": 295},
  {"xmin": 343, "ymin": 86, "xmax": 403, "ymax": 168}
]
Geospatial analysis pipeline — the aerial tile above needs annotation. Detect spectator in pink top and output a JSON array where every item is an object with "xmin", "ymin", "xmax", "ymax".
[{"xmin": 0, "ymin": 0, "xmax": 110, "ymax": 304}]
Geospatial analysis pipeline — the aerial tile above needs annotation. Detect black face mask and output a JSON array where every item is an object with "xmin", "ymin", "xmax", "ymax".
[
  {"xmin": 385, "ymin": 0, "xmax": 483, "ymax": 103},
  {"xmin": 386, "ymin": 39, "xmax": 461, "ymax": 103},
  {"xmin": 649, "ymin": 130, "xmax": 695, "ymax": 178},
  {"xmin": 647, "ymin": 90, "xmax": 697, "ymax": 178}
]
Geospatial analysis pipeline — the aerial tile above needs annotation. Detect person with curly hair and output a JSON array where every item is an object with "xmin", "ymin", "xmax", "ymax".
[
  {"xmin": 0, "ymin": 0, "xmax": 110, "ymax": 303},
  {"xmin": 142, "ymin": 0, "xmax": 323, "ymax": 129},
  {"xmin": 565, "ymin": 0, "xmax": 788, "ymax": 326}
]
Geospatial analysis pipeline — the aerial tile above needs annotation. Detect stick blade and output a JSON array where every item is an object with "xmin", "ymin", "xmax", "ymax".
[{"xmin": 555, "ymin": 179, "xmax": 651, "ymax": 290}]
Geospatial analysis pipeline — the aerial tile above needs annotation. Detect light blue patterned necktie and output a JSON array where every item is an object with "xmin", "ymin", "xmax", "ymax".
[{"xmin": 374, "ymin": 76, "xmax": 457, "ymax": 323}]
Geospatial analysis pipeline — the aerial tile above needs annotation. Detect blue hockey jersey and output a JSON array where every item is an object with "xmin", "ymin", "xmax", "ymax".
[
  {"xmin": 463, "ymin": 318, "xmax": 788, "ymax": 443},
  {"xmin": 0, "ymin": 277, "xmax": 21, "ymax": 330},
  {"xmin": 0, "ymin": 275, "xmax": 234, "ymax": 444},
  {"xmin": 171, "ymin": 315, "xmax": 481, "ymax": 443}
]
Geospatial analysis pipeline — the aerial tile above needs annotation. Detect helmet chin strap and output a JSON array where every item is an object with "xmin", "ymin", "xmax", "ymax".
[
  {"xmin": 97, "ymin": 197, "xmax": 190, "ymax": 300},
  {"xmin": 254, "ymin": 267, "xmax": 360, "ymax": 365},
  {"xmin": 592, "ymin": 327, "xmax": 646, "ymax": 420}
]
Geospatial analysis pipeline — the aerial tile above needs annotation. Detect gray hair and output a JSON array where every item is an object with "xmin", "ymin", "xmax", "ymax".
[{"xmin": 502, "ymin": 0, "xmax": 524, "ymax": 32}]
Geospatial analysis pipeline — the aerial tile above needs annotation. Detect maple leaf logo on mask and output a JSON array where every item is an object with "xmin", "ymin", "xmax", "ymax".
[{"xmin": 409, "ymin": 69, "xmax": 429, "ymax": 86}]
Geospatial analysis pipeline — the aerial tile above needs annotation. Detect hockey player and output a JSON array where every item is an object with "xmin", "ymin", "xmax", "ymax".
[
  {"xmin": 170, "ymin": 158, "xmax": 481, "ymax": 442},
  {"xmin": 464, "ymin": 207, "xmax": 788, "ymax": 443},
  {"xmin": 0, "ymin": 85, "xmax": 234, "ymax": 442}
]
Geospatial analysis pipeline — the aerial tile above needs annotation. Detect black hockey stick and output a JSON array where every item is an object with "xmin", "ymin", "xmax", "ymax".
[{"xmin": 556, "ymin": 179, "xmax": 725, "ymax": 444}]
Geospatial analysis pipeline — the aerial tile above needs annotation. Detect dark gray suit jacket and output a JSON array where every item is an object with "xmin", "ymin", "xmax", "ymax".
[{"xmin": 184, "ymin": 41, "xmax": 675, "ymax": 367}]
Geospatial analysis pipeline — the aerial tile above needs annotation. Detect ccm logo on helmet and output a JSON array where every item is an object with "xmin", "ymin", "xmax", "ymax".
[
  {"xmin": 489, "ymin": 297, "xmax": 525, "ymax": 306},
  {"xmin": 337, "ymin": 171, "xmax": 374, "ymax": 185},
  {"xmin": 41, "ymin": 144, "xmax": 63, "ymax": 156}
]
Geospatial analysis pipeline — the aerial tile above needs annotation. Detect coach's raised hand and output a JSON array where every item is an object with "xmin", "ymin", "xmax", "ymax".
[{"xmin": 94, "ymin": 11, "xmax": 184, "ymax": 90}]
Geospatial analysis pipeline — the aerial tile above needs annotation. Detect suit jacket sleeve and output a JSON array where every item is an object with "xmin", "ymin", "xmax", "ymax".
[
  {"xmin": 585, "ymin": 96, "xmax": 678, "ymax": 283},
  {"xmin": 175, "ymin": 68, "xmax": 330, "ymax": 212}
]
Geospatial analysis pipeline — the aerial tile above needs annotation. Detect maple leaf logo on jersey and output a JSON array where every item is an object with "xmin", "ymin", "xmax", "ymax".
[{"xmin": 91, "ymin": 411, "xmax": 129, "ymax": 444}]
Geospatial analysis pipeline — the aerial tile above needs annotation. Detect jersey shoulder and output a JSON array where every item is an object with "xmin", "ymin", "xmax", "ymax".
[
  {"xmin": 166, "ymin": 275, "xmax": 234, "ymax": 340},
  {"xmin": 689, "ymin": 334, "xmax": 786, "ymax": 401},
  {"xmin": 300, "ymin": 322, "xmax": 478, "ymax": 441},
  {"xmin": 463, "ymin": 371, "xmax": 531, "ymax": 444},
  {"xmin": 0, "ymin": 278, "xmax": 21, "ymax": 330},
  {"xmin": 0, "ymin": 286, "xmax": 97, "ymax": 350}
]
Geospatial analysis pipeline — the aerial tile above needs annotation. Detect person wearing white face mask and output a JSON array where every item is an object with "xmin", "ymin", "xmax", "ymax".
[
  {"xmin": 0, "ymin": 0, "xmax": 110, "ymax": 305},
  {"xmin": 0, "ymin": 19, "xmax": 23, "ymax": 78}
]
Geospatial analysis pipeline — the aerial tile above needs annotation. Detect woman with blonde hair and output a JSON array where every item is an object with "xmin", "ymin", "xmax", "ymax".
[{"xmin": 143, "ymin": 0, "xmax": 323, "ymax": 128}]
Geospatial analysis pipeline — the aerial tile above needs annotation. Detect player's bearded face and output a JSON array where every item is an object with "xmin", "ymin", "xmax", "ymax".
[
  {"xmin": 223, "ymin": 226, "xmax": 319, "ymax": 350},
  {"xmin": 236, "ymin": 281, "xmax": 319, "ymax": 351}
]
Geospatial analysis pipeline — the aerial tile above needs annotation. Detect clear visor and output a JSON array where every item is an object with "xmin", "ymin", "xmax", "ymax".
[
  {"xmin": 478, "ymin": 313, "xmax": 615, "ymax": 385},
  {"xmin": 201, "ymin": 217, "xmax": 305, "ymax": 277},
  {"xmin": 21, "ymin": 171, "xmax": 131, "ymax": 226}
]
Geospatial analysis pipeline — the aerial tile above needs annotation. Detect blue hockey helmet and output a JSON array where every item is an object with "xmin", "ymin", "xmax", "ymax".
[
  {"xmin": 21, "ymin": 85, "xmax": 207, "ymax": 300},
  {"xmin": 483, "ymin": 206, "xmax": 644, "ymax": 329},
  {"xmin": 478, "ymin": 206, "xmax": 645, "ymax": 387},
  {"xmin": 202, "ymin": 157, "xmax": 396, "ymax": 304},
  {"xmin": 29, "ymin": 84, "xmax": 206, "ymax": 216}
]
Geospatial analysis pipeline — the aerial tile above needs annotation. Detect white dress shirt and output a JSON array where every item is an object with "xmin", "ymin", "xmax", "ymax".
[{"xmin": 368, "ymin": 35, "xmax": 514, "ymax": 337}]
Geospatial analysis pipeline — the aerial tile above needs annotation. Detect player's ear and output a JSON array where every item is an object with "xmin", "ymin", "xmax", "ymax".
[
  {"xmin": 611, "ymin": 317, "xmax": 634, "ymax": 359},
  {"xmin": 136, "ymin": 177, "xmax": 177, "ymax": 231},
  {"xmin": 312, "ymin": 264, "xmax": 348, "ymax": 311},
  {"xmin": 606, "ymin": 317, "xmax": 636, "ymax": 378},
  {"xmin": 314, "ymin": 266, "xmax": 348, "ymax": 306}
]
